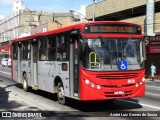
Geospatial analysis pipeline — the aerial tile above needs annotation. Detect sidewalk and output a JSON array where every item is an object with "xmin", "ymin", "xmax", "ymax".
[{"xmin": 145, "ymin": 78, "xmax": 160, "ymax": 82}]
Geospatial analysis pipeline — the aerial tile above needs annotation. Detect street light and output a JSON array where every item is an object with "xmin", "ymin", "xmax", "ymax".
[{"xmin": 69, "ymin": 10, "xmax": 89, "ymax": 22}]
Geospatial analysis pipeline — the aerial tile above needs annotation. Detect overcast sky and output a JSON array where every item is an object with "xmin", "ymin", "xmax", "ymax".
[{"xmin": 0, "ymin": 0, "xmax": 99, "ymax": 20}]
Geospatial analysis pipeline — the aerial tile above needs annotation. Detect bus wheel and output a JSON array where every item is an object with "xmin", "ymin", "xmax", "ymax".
[
  {"xmin": 57, "ymin": 83, "xmax": 66, "ymax": 105},
  {"xmin": 23, "ymin": 74, "xmax": 29, "ymax": 92}
]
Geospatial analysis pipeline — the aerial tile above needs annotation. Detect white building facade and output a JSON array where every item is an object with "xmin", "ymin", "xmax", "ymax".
[{"xmin": 0, "ymin": 0, "xmax": 24, "ymax": 42}]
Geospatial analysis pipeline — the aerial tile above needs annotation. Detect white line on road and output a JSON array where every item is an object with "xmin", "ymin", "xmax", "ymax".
[
  {"xmin": 146, "ymin": 85, "xmax": 159, "ymax": 89},
  {"xmin": 140, "ymin": 103, "xmax": 160, "ymax": 110},
  {"xmin": 118, "ymin": 99, "xmax": 160, "ymax": 110},
  {"xmin": 146, "ymin": 92, "xmax": 160, "ymax": 97},
  {"xmin": 0, "ymin": 71, "xmax": 11, "ymax": 75}
]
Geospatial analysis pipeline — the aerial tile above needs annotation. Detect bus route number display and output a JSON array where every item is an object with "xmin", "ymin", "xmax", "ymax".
[{"xmin": 84, "ymin": 25, "xmax": 141, "ymax": 34}]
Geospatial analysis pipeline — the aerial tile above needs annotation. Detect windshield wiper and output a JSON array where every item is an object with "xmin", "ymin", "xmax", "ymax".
[
  {"xmin": 99, "ymin": 36, "xmax": 111, "ymax": 53},
  {"xmin": 99, "ymin": 36, "xmax": 114, "ymax": 69},
  {"xmin": 123, "ymin": 36, "xmax": 132, "ymax": 52},
  {"xmin": 115, "ymin": 38, "xmax": 119, "ymax": 65},
  {"xmin": 121, "ymin": 36, "xmax": 132, "ymax": 59}
]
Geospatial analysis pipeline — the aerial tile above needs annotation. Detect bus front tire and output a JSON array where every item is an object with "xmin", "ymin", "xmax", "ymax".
[
  {"xmin": 57, "ymin": 82, "xmax": 67, "ymax": 105},
  {"xmin": 23, "ymin": 74, "xmax": 29, "ymax": 92}
]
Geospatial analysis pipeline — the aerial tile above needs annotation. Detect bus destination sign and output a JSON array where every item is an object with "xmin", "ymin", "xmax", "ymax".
[{"xmin": 84, "ymin": 24, "xmax": 141, "ymax": 34}]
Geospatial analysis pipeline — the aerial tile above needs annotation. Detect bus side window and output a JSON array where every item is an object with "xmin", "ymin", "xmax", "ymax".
[
  {"xmin": 13, "ymin": 43, "xmax": 18, "ymax": 60},
  {"xmin": 22, "ymin": 41, "xmax": 30, "ymax": 60},
  {"xmin": 47, "ymin": 36, "xmax": 56, "ymax": 60},
  {"xmin": 39, "ymin": 38, "xmax": 47, "ymax": 60},
  {"xmin": 56, "ymin": 34, "xmax": 68, "ymax": 61}
]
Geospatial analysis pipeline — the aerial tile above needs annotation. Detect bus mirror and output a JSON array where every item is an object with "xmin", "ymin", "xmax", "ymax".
[
  {"xmin": 143, "ymin": 41, "xmax": 146, "ymax": 60},
  {"xmin": 79, "ymin": 39, "xmax": 85, "ymax": 52},
  {"xmin": 33, "ymin": 39, "xmax": 37, "ymax": 42},
  {"xmin": 18, "ymin": 42, "xmax": 21, "ymax": 47},
  {"xmin": 70, "ymin": 30, "xmax": 81, "ymax": 43}
]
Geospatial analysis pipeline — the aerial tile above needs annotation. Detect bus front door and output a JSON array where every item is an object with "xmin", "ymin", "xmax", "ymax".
[
  {"xmin": 17, "ymin": 43, "xmax": 21, "ymax": 83},
  {"xmin": 31, "ymin": 41, "xmax": 38, "ymax": 89},
  {"xmin": 69, "ymin": 39, "xmax": 79, "ymax": 98}
]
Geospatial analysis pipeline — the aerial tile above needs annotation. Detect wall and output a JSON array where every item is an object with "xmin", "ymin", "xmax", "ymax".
[
  {"xmin": 35, "ymin": 21, "xmax": 80, "ymax": 34},
  {"xmin": 86, "ymin": 0, "xmax": 160, "ymax": 19}
]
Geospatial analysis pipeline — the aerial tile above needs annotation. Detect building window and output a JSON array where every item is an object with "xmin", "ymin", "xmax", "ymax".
[{"xmin": 43, "ymin": 28, "xmax": 47, "ymax": 32}]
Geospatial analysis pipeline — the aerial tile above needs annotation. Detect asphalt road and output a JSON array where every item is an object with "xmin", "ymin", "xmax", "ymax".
[{"xmin": 0, "ymin": 66, "xmax": 160, "ymax": 119}]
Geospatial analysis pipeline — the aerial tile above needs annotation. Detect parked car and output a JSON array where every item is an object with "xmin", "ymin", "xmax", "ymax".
[
  {"xmin": 8, "ymin": 58, "xmax": 11, "ymax": 67},
  {"xmin": 1, "ymin": 58, "xmax": 8, "ymax": 67}
]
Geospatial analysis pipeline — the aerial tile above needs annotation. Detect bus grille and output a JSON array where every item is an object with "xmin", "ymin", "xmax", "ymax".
[
  {"xmin": 96, "ymin": 73, "xmax": 138, "ymax": 80},
  {"xmin": 102, "ymin": 84, "xmax": 135, "ymax": 88}
]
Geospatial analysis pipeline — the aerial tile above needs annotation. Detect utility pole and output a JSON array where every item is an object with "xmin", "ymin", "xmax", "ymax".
[{"xmin": 92, "ymin": 0, "xmax": 96, "ymax": 21}]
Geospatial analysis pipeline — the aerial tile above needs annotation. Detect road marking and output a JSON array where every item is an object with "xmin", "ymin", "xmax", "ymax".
[
  {"xmin": 118, "ymin": 99, "xmax": 160, "ymax": 110},
  {"xmin": 146, "ymin": 85, "xmax": 159, "ymax": 89},
  {"xmin": 140, "ymin": 103, "xmax": 160, "ymax": 110},
  {"xmin": 146, "ymin": 92, "xmax": 160, "ymax": 97},
  {"xmin": 0, "ymin": 71, "xmax": 11, "ymax": 75}
]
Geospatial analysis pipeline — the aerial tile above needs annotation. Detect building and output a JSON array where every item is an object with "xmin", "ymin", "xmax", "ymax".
[
  {"xmin": 12, "ymin": 0, "xmax": 26, "ymax": 13},
  {"xmin": 0, "ymin": 0, "xmax": 77, "ymax": 61},
  {"xmin": 34, "ymin": 21, "xmax": 81, "ymax": 34},
  {"xmin": 86, "ymin": 0, "xmax": 160, "ymax": 78}
]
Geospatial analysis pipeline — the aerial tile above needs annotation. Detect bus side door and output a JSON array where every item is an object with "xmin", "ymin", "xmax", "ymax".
[
  {"xmin": 69, "ymin": 35, "xmax": 80, "ymax": 98},
  {"xmin": 12, "ymin": 43, "xmax": 21, "ymax": 83},
  {"xmin": 31, "ymin": 41, "xmax": 38, "ymax": 87}
]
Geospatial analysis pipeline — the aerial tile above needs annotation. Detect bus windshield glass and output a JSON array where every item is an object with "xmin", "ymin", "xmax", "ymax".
[{"xmin": 81, "ymin": 38, "xmax": 143, "ymax": 71}]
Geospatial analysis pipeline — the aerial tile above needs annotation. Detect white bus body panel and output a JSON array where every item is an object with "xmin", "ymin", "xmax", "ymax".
[
  {"xmin": 21, "ymin": 60, "xmax": 31, "ymax": 86},
  {"xmin": 37, "ymin": 61, "xmax": 70, "ymax": 96},
  {"xmin": 13, "ymin": 60, "xmax": 18, "ymax": 82}
]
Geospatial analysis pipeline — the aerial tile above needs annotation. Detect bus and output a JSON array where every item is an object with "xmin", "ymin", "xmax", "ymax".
[{"xmin": 11, "ymin": 21, "xmax": 146, "ymax": 105}]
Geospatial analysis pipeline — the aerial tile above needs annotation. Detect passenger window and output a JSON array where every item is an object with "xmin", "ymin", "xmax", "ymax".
[
  {"xmin": 22, "ymin": 41, "xmax": 30, "ymax": 60},
  {"xmin": 47, "ymin": 36, "xmax": 56, "ymax": 60},
  {"xmin": 39, "ymin": 38, "xmax": 47, "ymax": 60},
  {"xmin": 56, "ymin": 34, "xmax": 68, "ymax": 61},
  {"xmin": 13, "ymin": 43, "xmax": 18, "ymax": 60}
]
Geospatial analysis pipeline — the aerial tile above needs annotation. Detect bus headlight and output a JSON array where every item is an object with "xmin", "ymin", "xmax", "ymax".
[
  {"xmin": 135, "ymin": 83, "xmax": 139, "ymax": 87},
  {"xmin": 139, "ymin": 81, "xmax": 142, "ymax": 85},
  {"xmin": 142, "ymin": 77, "xmax": 145, "ymax": 82},
  {"xmin": 85, "ymin": 79, "xmax": 90, "ymax": 85},
  {"xmin": 91, "ymin": 83, "xmax": 95, "ymax": 88},
  {"xmin": 97, "ymin": 85, "xmax": 101, "ymax": 89}
]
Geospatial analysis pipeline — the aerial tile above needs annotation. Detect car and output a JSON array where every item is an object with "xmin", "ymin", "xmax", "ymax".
[
  {"xmin": 8, "ymin": 58, "xmax": 11, "ymax": 67},
  {"xmin": 1, "ymin": 58, "xmax": 8, "ymax": 67}
]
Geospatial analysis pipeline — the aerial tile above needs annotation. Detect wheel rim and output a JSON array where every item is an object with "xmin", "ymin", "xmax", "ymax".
[
  {"xmin": 58, "ymin": 86, "xmax": 64, "ymax": 100},
  {"xmin": 23, "ymin": 78, "xmax": 27, "ymax": 89},
  {"xmin": 23, "ymin": 75, "xmax": 27, "ymax": 90}
]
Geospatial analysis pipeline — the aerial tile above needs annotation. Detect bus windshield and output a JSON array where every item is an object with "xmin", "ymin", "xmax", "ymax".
[{"xmin": 81, "ymin": 37, "xmax": 143, "ymax": 71}]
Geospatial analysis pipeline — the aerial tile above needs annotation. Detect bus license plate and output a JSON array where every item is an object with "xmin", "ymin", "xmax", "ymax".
[{"xmin": 114, "ymin": 91, "xmax": 124, "ymax": 95}]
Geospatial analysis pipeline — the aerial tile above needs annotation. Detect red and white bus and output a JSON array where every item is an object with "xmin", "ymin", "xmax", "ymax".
[{"xmin": 11, "ymin": 21, "xmax": 146, "ymax": 104}]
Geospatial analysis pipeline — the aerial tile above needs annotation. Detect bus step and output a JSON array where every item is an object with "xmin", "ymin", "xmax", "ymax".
[{"xmin": 32, "ymin": 86, "xmax": 38, "ymax": 90}]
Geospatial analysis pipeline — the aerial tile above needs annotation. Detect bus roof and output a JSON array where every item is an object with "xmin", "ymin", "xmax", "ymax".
[{"xmin": 12, "ymin": 21, "xmax": 141, "ymax": 43}]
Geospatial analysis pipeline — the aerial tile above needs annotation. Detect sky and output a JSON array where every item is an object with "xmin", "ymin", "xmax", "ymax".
[{"xmin": 0, "ymin": 0, "xmax": 99, "ymax": 20}]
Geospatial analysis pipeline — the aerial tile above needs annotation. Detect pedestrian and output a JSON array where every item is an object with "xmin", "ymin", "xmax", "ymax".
[{"xmin": 150, "ymin": 63, "xmax": 156, "ymax": 81}]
